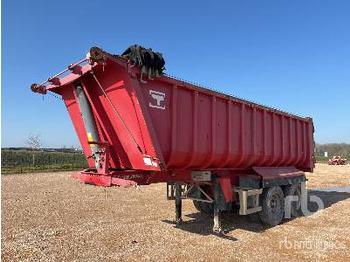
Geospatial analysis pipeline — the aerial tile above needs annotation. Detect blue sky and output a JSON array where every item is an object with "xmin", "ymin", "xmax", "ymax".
[{"xmin": 2, "ymin": 0, "xmax": 350, "ymax": 147}]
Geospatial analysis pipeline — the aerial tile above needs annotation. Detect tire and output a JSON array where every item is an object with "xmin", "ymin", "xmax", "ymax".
[
  {"xmin": 193, "ymin": 200, "xmax": 214, "ymax": 214},
  {"xmin": 283, "ymin": 183, "xmax": 302, "ymax": 218},
  {"xmin": 192, "ymin": 186, "xmax": 214, "ymax": 214},
  {"xmin": 259, "ymin": 186, "xmax": 285, "ymax": 226},
  {"xmin": 193, "ymin": 199, "xmax": 203, "ymax": 212}
]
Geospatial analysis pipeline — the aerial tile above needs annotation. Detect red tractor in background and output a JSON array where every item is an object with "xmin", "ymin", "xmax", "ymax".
[{"xmin": 328, "ymin": 156, "xmax": 347, "ymax": 165}]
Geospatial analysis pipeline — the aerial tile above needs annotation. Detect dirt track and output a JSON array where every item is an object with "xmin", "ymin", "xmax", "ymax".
[{"xmin": 2, "ymin": 164, "xmax": 350, "ymax": 261}]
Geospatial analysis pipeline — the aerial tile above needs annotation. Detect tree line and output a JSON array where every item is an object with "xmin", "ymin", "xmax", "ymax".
[{"xmin": 315, "ymin": 143, "xmax": 350, "ymax": 157}]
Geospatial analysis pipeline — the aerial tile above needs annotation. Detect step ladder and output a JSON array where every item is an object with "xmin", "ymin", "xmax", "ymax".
[{"xmin": 234, "ymin": 188, "xmax": 263, "ymax": 215}]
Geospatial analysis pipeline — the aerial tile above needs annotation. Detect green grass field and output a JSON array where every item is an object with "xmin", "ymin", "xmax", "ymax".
[
  {"xmin": 2, "ymin": 150, "xmax": 346, "ymax": 174},
  {"xmin": 1, "ymin": 150, "xmax": 88, "ymax": 174},
  {"xmin": 315, "ymin": 156, "xmax": 329, "ymax": 163}
]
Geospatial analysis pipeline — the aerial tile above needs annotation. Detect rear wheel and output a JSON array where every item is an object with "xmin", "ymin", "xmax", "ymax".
[
  {"xmin": 259, "ymin": 186, "xmax": 285, "ymax": 226},
  {"xmin": 193, "ymin": 200, "xmax": 214, "ymax": 214},
  {"xmin": 192, "ymin": 186, "xmax": 214, "ymax": 214},
  {"xmin": 283, "ymin": 183, "xmax": 302, "ymax": 217}
]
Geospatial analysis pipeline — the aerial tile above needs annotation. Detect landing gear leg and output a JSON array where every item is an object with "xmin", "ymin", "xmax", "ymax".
[
  {"xmin": 213, "ymin": 179, "xmax": 223, "ymax": 234},
  {"xmin": 175, "ymin": 182, "xmax": 182, "ymax": 223},
  {"xmin": 213, "ymin": 210, "xmax": 222, "ymax": 234}
]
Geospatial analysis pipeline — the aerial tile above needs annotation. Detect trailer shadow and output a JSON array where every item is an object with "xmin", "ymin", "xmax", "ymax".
[
  {"xmin": 306, "ymin": 189, "xmax": 350, "ymax": 212},
  {"xmin": 162, "ymin": 215, "xmax": 238, "ymax": 241},
  {"xmin": 162, "ymin": 189, "xmax": 350, "ymax": 239}
]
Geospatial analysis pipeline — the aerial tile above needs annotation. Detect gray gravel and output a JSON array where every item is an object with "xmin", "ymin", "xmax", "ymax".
[{"xmin": 2, "ymin": 164, "xmax": 350, "ymax": 261}]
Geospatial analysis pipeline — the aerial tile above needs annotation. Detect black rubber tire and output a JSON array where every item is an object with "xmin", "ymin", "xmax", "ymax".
[
  {"xmin": 193, "ymin": 200, "xmax": 214, "ymax": 214},
  {"xmin": 192, "ymin": 186, "xmax": 214, "ymax": 214},
  {"xmin": 259, "ymin": 186, "xmax": 285, "ymax": 226},
  {"xmin": 283, "ymin": 183, "xmax": 302, "ymax": 217},
  {"xmin": 193, "ymin": 199, "xmax": 203, "ymax": 212}
]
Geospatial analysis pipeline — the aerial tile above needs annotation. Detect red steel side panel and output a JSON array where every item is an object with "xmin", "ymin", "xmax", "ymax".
[{"xmin": 138, "ymin": 75, "xmax": 314, "ymax": 172}]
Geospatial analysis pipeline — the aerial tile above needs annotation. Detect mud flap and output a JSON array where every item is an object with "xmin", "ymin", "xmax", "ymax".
[
  {"xmin": 213, "ymin": 177, "xmax": 232, "ymax": 234},
  {"xmin": 214, "ymin": 177, "xmax": 232, "ymax": 211}
]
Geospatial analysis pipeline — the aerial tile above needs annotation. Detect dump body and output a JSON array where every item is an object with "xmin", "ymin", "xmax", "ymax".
[{"xmin": 32, "ymin": 47, "xmax": 314, "ymax": 185}]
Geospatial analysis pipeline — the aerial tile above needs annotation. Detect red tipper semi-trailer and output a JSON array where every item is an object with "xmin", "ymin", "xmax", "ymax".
[{"xmin": 31, "ymin": 46, "xmax": 315, "ymax": 233}]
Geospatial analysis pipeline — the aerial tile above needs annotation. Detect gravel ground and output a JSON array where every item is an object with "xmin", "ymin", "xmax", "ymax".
[{"xmin": 2, "ymin": 164, "xmax": 350, "ymax": 261}]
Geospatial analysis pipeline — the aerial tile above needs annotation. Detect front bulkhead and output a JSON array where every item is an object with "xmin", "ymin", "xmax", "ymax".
[{"xmin": 55, "ymin": 62, "xmax": 163, "ymax": 171}]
